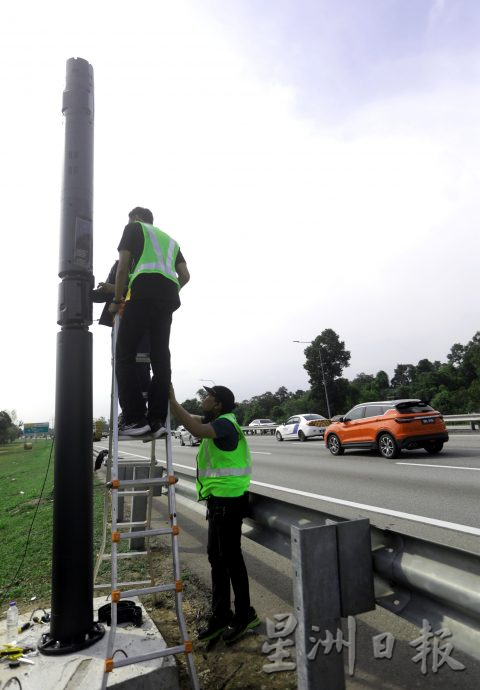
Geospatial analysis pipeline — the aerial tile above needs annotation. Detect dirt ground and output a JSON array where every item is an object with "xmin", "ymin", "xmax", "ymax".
[{"xmin": 145, "ymin": 550, "xmax": 297, "ymax": 690}]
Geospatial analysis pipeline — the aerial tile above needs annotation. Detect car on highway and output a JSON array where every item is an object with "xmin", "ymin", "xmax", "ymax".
[
  {"xmin": 324, "ymin": 399, "xmax": 449, "ymax": 459},
  {"xmin": 275, "ymin": 414, "xmax": 328, "ymax": 442},
  {"xmin": 178, "ymin": 428, "xmax": 200, "ymax": 446},
  {"xmin": 174, "ymin": 425, "xmax": 186, "ymax": 438},
  {"xmin": 248, "ymin": 419, "xmax": 276, "ymax": 435}
]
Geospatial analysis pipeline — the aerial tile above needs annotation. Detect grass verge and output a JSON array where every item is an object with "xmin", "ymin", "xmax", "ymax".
[{"xmin": 0, "ymin": 440, "xmax": 105, "ymax": 611}]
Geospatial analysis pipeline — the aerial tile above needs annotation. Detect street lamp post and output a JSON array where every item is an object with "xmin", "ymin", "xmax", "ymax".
[
  {"xmin": 293, "ymin": 340, "xmax": 332, "ymax": 419},
  {"xmin": 200, "ymin": 379, "xmax": 216, "ymax": 387}
]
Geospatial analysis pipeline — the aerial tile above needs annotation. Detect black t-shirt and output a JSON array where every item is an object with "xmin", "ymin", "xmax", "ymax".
[
  {"xmin": 209, "ymin": 417, "xmax": 239, "ymax": 452},
  {"xmin": 118, "ymin": 222, "xmax": 186, "ymax": 307}
]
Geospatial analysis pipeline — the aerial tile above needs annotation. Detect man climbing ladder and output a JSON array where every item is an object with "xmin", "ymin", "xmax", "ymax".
[{"xmin": 109, "ymin": 206, "xmax": 190, "ymax": 437}]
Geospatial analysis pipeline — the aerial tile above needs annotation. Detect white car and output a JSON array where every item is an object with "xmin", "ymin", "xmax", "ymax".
[
  {"xmin": 247, "ymin": 419, "xmax": 276, "ymax": 435},
  {"xmin": 174, "ymin": 425, "xmax": 185, "ymax": 438},
  {"xmin": 275, "ymin": 414, "xmax": 328, "ymax": 442},
  {"xmin": 179, "ymin": 428, "xmax": 200, "ymax": 446}
]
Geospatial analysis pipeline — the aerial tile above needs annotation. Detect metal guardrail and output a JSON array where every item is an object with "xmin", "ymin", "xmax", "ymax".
[
  {"xmin": 172, "ymin": 469, "xmax": 480, "ymax": 662},
  {"xmin": 443, "ymin": 414, "xmax": 480, "ymax": 430}
]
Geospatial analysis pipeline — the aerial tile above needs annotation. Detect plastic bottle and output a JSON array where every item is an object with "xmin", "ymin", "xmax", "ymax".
[{"xmin": 6, "ymin": 601, "xmax": 19, "ymax": 645}]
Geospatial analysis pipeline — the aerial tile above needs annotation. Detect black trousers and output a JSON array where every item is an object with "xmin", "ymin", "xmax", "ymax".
[
  {"xmin": 116, "ymin": 299, "xmax": 173, "ymax": 425},
  {"xmin": 206, "ymin": 494, "xmax": 251, "ymax": 621}
]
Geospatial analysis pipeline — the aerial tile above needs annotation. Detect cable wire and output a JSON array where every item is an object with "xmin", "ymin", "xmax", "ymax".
[{"xmin": 0, "ymin": 439, "xmax": 54, "ymax": 603}]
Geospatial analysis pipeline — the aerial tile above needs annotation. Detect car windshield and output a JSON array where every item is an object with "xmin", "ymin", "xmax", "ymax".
[
  {"xmin": 259, "ymin": 420, "xmax": 273, "ymax": 424},
  {"xmin": 395, "ymin": 402, "xmax": 434, "ymax": 414},
  {"xmin": 303, "ymin": 414, "xmax": 325, "ymax": 421}
]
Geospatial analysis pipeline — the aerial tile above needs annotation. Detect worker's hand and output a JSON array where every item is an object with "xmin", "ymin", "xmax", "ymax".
[
  {"xmin": 97, "ymin": 282, "xmax": 115, "ymax": 294},
  {"xmin": 108, "ymin": 300, "xmax": 123, "ymax": 315}
]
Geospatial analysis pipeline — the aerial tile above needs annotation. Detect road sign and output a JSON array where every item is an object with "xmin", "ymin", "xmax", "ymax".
[{"xmin": 24, "ymin": 422, "xmax": 49, "ymax": 435}]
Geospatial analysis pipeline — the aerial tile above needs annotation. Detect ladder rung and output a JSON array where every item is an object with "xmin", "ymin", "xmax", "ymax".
[
  {"xmin": 118, "ymin": 490, "xmax": 150, "ymax": 497},
  {"xmin": 120, "ymin": 583, "xmax": 177, "ymax": 598},
  {"xmin": 101, "ymin": 551, "xmax": 148, "ymax": 560},
  {"xmin": 109, "ymin": 644, "xmax": 190, "ymax": 670},
  {"xmin": 109, "ymin": 477, "xmax": 170, "ymax": 489},
  {"xmin": 118, "ymin": 433, "xmax": 169, "ymax": 441},
  {"xmin": 114, "ymin": 521, "xmax": 147, "ymax": 529},
  {"xmin": 94, "ymin": 580, "xmax": 152, "ymax": 589},
  {"xmin": 119, "ymin": 527, "xmax": 174, "ymax": 540}
]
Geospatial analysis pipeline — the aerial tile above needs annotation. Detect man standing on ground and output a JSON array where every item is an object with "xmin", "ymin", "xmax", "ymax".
[
  {"xmin": 109, "ymin": 207, "xmax": 190, "ymax": 437},
  {"xmin": 169, "ymin": 384, "xmax": 260, "ymax": 644}
]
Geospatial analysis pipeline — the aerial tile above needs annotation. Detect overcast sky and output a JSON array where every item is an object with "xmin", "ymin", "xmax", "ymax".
[{"xmin": 1, "ymin": 0, "xmax": 479, "ymax": 424}]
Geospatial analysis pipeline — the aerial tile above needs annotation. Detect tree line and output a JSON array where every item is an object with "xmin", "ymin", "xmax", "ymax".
[
  {"xmin": 184, "ymin": 329, "xmax": 480, "ymax": 424},
  {"xmin": 0, "ymin": 411, "xmax": 23, "ymax": 444}
]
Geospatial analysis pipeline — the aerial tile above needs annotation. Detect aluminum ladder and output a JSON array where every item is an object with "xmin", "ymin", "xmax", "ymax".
[{"xmin": 99, "ymin": 315, "xmax": 199, "ymax": 689}]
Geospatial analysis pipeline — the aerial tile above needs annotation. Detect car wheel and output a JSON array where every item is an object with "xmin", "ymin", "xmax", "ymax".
[
  {"xmin": 424, "ymin": 440, "xmax": 444, "ymax": 454},
  {"xmin": 276, "ymin": 431, "xmax": 283, "ymax": 442},
  {"xmin": 327, "ymin": 434, "xmax": 344, "ymax": 456},
  {"xmin": 298, "ymin": 430, "xmax": 307, "ymax": 442},
  {"xmin": 378, "ymin": 432, "xmax": 399, "ymax": 459},
  {"xmin": 180, "ymin": 437, "xmax": 185, "ymax": 446}
]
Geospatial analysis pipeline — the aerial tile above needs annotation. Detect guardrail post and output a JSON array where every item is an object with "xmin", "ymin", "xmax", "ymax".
[{"xmin": 292, "ymin": 519, "xmax": 374, "ymax": 689}]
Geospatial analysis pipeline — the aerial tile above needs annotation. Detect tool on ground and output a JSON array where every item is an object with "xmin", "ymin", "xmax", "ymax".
[
  {"xmin": 0, "ymin": 645, "xmax": 36, "ymax": 668},
  {"xmin": 97, "ymin": 315, "xmax": 199, "ymax": 690}
]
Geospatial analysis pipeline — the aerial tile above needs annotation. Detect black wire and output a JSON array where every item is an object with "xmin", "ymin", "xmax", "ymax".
[
  {"xmin": 0, "ymin": 439, "xmax": 55, "ymax": 603},
  {"xmin": 3, "ymin": 678, "xmax": 23, "ymax": 689}
]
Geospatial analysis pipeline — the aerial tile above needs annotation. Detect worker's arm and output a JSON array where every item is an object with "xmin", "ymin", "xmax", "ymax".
[
  {"xmin": 177, "ymin": 262, "xmax": 190, "ymax": 289},
  {"xmin": 109, "ymin": 250, "xmax": 131, "ymax": 314},
  {"xmin": 169, "ymin": 386, "xmax": 216, "ymax": 439}
]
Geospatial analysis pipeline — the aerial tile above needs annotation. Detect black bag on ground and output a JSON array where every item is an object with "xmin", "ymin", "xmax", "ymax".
[{"xmin": 97, "ymin": 600, "xmax": 143, "ymax": 627}]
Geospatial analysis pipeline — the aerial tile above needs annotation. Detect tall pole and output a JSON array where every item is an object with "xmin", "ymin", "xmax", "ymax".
[
  {"xmin": 317, "ymin": 349, "xmax": 332, "ymax": 419},
  {"xmin": 39, "ymin": 57, "xmax": 104, "ymax": 654},
  {"xmin": 293, "ymin": 340, "xmax": 332, "ymax": 419}
]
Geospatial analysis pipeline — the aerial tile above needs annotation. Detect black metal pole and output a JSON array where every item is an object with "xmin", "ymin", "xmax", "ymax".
[{"xmin": 39, "ymin": 57, "xmax": 104, "ymax": 654}]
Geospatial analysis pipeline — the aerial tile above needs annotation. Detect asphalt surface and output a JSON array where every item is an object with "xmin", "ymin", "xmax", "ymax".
[
  {"xmin": 105, "ymin": 432, "xmax": 480, "ymax": 553},
  {"xmin": 94, "ymin": 432, "xmax": 480, "ymax": 689}
]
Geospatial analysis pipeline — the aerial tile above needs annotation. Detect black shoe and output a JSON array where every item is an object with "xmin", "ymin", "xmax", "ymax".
[
  {"xmin": 119, "ymin": 419, "xmax": 150, "ymax": 436},
  {"xmin": 150, "ymin": 421, "xmax": 167, "ymax": 439},
  {"xmin": 197, "ymin": 613, "xmax": 233, "ymax": 642},
  {"xmin": 222, "ymin": 608, "xmax": 260, "ymax": 645}
]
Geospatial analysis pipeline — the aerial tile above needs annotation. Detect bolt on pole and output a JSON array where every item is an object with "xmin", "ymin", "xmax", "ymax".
[{"xmin": 39, "ymin": 57, "xmax": 104, "ymax": 655}]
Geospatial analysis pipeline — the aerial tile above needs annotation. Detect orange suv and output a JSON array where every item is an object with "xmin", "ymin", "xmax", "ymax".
[{"xmin": 324, "ymin": 399, "xmax": 449, "ymax": 459}]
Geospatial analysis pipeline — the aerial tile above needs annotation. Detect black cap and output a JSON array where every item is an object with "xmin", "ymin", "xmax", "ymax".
[{"xmin": 204, "ymin": 385, "xmax": 236, "ymax": 413}]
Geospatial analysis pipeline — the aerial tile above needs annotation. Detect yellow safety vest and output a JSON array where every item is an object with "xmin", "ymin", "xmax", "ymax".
[
  {"xmin": 128, "ymin": 222, "xmax": 180, "ymax": 290},
  {"xmin": 196, "ymin": 413, "xmax": 252, "ymax": 500}
]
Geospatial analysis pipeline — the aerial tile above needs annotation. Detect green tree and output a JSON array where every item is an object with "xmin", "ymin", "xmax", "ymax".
[
  {"xmin": 303, "ymin": 330, "xmax": 351, "ymax": 416},
  {"xmin": 390, "ymin": 364, "xmax": 416, "ymax": 397},
  {"xmin": 0, "ymin": 410, "xmax": 22, "ymax": 443}
]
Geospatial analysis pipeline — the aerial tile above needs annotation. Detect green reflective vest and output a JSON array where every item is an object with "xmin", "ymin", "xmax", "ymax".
[
  {"xmin": 128, "ymin": 222, "xmax": 180, "ymax": 290},
  {"xmin": 196, "ymin": 413, "xmax": 252, "ymax": 500}
]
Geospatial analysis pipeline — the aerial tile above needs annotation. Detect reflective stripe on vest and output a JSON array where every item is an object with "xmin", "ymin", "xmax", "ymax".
[{"xmin": 128, "ymin": 223, "xmax": 180, "ymax": 288}]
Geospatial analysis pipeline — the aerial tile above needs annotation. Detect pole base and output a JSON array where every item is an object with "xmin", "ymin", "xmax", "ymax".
[{"xmin": 38, "ymin": 621, "xmax": 105, "ymax": 656}]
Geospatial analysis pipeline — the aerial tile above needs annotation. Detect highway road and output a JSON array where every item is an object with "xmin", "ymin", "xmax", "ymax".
[
  {"xmin": 99, "ymin": 431, "xmax": 480, "ymax": 555},
  {"xmin": 93, "ymin": 431, "xmax": 480, "ymax": 688}
]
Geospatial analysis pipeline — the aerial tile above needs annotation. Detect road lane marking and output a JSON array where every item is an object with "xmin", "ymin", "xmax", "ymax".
[
  {"xmin": 251, "ymin": 451, "xmax": 272, "ymax": 455},
  {"xmin": 95, "ymin": 446, "xmax": 195, "ymax": 472},
  {"xmin": 397, "ymin": 462, "xmax": 480, "ymax": 471},
  {"xmin": 252, "ymin": 480, "xmax": 480, "ymax": 536}
]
